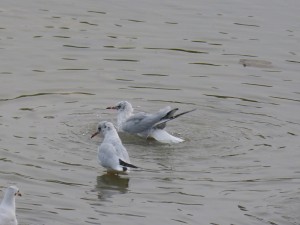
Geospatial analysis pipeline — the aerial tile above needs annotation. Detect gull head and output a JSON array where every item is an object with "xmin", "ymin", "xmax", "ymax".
[
  {"xmin": 91, "ymin": 121, "xmax": 116, "ymax": 138},
  {"xmin": 1, "ymin": 185, "xmax": 21, "ymax": 207},
  {"xmin": 6, "ymin": 186, "xmax": 21, "ymax": 198},
  {"xmin": 106, "ymin": 101, "xmax": 133, "ymax": 114}
]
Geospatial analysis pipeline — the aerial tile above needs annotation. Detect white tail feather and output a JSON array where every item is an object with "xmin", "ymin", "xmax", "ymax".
[{"xmin": 150, "ymin": 129, "xmax": 184, "ymax": 144}]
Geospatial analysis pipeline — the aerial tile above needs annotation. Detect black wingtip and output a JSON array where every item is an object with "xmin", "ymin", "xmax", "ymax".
[
  {"xmin": 174, "ymin": 108, "xmax": 196, "ymax": 119},
  {"xmin": 119, "ymin": 159, "xmax": 138, "ymax": 169},
  {"xmin": 163, "ymin": 108, "xmax": 179, "ymax": 120},
  {"xmin": 154, "ymin": 108, "xmax": 196, "ymax": 129}
]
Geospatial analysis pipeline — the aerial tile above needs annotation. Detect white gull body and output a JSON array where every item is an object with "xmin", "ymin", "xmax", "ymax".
[
  {"xmin": 91, "ymin": 121, "xmax": 138, "ymax": 174},
  {"xmin": 107, "ymin": 101, "xmax": 196, "ymax": 144},
  {"xmin": 0, "ymin": 186, "xmax": 21, "ymax": 225}
]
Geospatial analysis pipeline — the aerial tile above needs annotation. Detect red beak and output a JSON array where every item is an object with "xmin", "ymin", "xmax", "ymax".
[
  {"xmin": 91, "ymin": 131, "xmax": 99, "ymax": 139},
  {"xmin": 106, "ymin": 106, "xmax": 117, "ymax": 109}
]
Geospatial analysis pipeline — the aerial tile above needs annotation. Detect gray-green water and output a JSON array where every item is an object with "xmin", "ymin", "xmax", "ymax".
[{"xmin": 1, "ymin": 0, "xmax": 299, "ymax": 224}]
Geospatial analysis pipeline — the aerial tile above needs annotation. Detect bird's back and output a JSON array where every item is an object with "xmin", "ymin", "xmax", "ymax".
[{"xmin": 102, "ymin": 130, "xmax": 130, "ymax": 162}]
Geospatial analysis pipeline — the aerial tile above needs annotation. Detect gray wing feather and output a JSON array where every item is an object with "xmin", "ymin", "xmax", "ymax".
[
  {"xmin": 115, "ymin": 142, "xmax": 130, "ymax": 163},
  {"xmin": 122, "ymin": 106, "xmax": 172, "ymax": 133}
]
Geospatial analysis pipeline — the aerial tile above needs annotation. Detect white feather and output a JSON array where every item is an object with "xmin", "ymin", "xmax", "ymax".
[
  {"xmin": 0, "ymin": 186, "xmax": 20, "ymax": 225},
  {"xmin": 150, "ymin": 129, "xmax": 184, "ymax": 144}
]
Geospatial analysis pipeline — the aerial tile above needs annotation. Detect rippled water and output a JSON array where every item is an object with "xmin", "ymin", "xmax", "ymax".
[{"xmin": 1, "ymin": 0, "xmax": 300, "ymax": 224}]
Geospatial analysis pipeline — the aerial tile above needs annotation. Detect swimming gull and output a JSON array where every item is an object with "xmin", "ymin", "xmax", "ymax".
[
  {"xmin": 106, "ymin": 101, "xmax": 196, "ymax": 143},
  {"xmin": 91, "ymin": 121, "xmax": 138, "ymax": 174}
]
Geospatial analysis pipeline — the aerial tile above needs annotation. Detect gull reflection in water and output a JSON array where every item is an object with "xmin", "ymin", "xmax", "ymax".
[{"xmin": 95, "ymin": 174, "xmax": 129, "ymax": 201}]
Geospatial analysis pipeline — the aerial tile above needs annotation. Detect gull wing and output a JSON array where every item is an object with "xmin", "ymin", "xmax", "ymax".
[
  {"xmin": 153, "ymin": 108, "xmax": 197, "ymax": 128},
  {"xmin": 113, "ymin": 141, "xmax": 130, "ymax": 163},
  {"xmin": 122, "ymin": 106, "xmax": 172, "ymax": 134}
]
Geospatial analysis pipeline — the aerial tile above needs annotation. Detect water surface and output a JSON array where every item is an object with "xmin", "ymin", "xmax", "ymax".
[{"xmin": 0, "ymin": 0, "xmax": 299, "ymax": 224}]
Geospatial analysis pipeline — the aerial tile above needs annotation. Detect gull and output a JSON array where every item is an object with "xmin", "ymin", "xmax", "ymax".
[
  {"xmin": 106, "ymin": 101, "xmax": 196, "ymax": 144},
  {"xmin": 91, "ymin": 121, "xmax": 138, "ymax": 174},
  {"xmin": 0, "ymin": 186, "xmax": 21, "ymax": 225}
]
